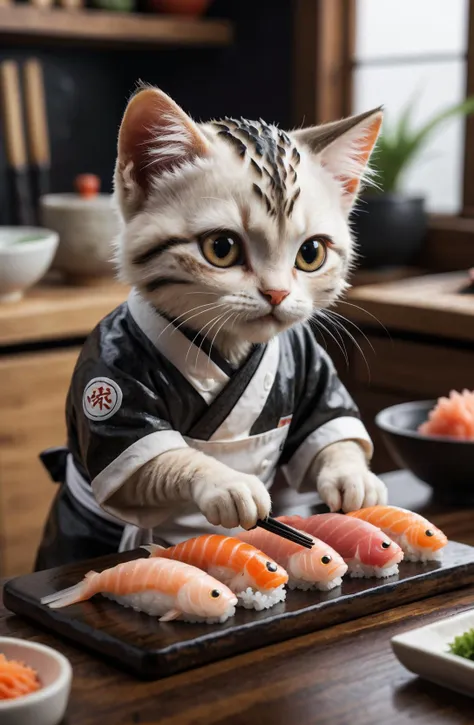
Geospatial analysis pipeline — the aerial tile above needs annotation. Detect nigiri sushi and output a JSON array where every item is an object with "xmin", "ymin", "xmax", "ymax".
[
  {"xmin": 0, "ymin": 654, "xmax": 40, "ymax": 700},
  {"xmin": 279, "ymin": 514, "xmax": 404, "ymax": 579},
  {"xmin": 145, "ymin": 534, "xmax": 288, "ymax": 610},
  {"xmin": 236, "ymin": 528, "xmax": 347, "ymax": 591},
  {"xmin": 347, "ymin": 506, "xmax": 448, "ymax": 562},
  {"xmin": 41, "ymin": 557, "xmax": 238, "ymax": 624}
]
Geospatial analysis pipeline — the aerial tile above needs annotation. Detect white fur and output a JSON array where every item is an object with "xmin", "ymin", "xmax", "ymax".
[
  {"xmin": 110, "ymin": 88, "xmax": 387, "ymax": 529},
  {"xmin": 114, "ymin": 119, "xmax": 357, "ymax": 356}
]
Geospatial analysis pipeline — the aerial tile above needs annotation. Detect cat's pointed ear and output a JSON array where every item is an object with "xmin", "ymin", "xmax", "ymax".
[
  {"xmin": 115, "ymin": 85, "xmax": 210, "ymax": 217},
  {"xmin": 292, "ymin": 107, "xmax": 383, "ymax": 214}
]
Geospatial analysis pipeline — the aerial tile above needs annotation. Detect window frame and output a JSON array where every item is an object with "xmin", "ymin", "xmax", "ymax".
[{"xmin": 292, "ymin": 0, "xmax": 474, "ymax": 268}]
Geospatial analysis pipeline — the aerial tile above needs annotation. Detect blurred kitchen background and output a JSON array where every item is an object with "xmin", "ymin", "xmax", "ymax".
[{"xmin": 0, "ymin": 0, "xmax": 473, "ymax": 576}]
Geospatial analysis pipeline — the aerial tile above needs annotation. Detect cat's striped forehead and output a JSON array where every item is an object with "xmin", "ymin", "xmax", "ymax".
[{"xmin": 211, "ymin": 117, "xmax": 301, "ymax": 220}]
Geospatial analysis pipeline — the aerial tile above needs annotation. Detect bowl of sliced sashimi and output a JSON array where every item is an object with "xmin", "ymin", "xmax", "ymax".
[{"xmin": 376, "ymin": 389, "xmax": 474, "ymax": 504}]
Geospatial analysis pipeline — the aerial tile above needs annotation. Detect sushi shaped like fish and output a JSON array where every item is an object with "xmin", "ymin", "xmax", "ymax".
[
  {"xmin": 236, "ymin": 528, "xmax": 347, "ymax": 591},
  {"xmin": 145, "ymin": 534, "xmax": 288, "ymax": 611},
  {"xmin": 41, "ymin": 557, "xmax": 238, "ymax": 624},
  {"xmin": 347, "ymin": 506, "xmax": 448, "ymax": 562},
  {"xmin": 279, "ymin": 514, "xmax": 404, "ymax": 579}
]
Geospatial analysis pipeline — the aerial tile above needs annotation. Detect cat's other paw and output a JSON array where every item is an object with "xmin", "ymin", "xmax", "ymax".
[
  {"xmin": 318, "ymin": 468, "xmax": 387, "ymax": 513},
  {"xmin": 312, "ymin": 440, "xmax": 388, "ymax": 513},
  {"xmin": 193, "ymin": 474, "xmax": 271, "ymax": 530}
]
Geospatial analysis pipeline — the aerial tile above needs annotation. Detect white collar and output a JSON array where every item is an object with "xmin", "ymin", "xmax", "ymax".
[{"xmin": 127, "ymin": 289, "xmax": 229, "ymax": 403}]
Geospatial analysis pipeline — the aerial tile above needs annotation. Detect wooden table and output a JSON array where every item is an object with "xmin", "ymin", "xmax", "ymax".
[
  {"xmin": 329, "ymin": 271, "xmax": 474, "ymax": 473},
  {"xmin": 1, "ymin": 471, "xmax": 473, "ymax": 725}
]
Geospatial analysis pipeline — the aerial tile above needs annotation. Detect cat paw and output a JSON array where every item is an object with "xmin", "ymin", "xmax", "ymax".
[
  {"xmin": 194, "ymin": 475, "xmax": 271, "ymax": 529},
  {"xmin": 317, "ymin": 468, "xmax": 388, "ymax": 513},
  {"xmin": 313, "ymin": 440, "xmax": 388, "ymax": 512}
]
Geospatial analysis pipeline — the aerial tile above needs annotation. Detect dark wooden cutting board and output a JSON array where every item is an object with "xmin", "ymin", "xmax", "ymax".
[{"xmin": 4, "ymin": 541, "xmax": 474, "ymax": 680}]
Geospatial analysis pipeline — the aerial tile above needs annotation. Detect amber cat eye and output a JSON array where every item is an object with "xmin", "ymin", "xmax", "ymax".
[
  {"xmin": 295, "ymin": 237, "xmax": 328, "ymax": 273},
  {"xmin": 200, "ymin": 232, "xmax": 243, "ymax": 268}
]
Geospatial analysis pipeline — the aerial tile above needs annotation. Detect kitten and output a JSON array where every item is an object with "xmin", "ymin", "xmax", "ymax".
[
  {"xmin": 101, "ymin": 85, "xmax": 387, "ymax": 536},
  {"xmin": 116, "ymin": 90, "xmax": 378, "ymax": 366}
]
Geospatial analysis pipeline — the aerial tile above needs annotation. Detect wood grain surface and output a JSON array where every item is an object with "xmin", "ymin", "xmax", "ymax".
[
  {"xmin": 0, "ymin": 348, "xmax": 80, "ymax": 576},
  {"xmin": 340, "ymin": 271, "xmax": 474, "ymax": 343},
  {"xmin": 426, "ymin": 214, "xmax": 474, "ymax": 271},
  {"xmin": 0, "ymin": 278, "xmax": 128, "ymax": 346},
  {"xmin": 1, "ymin": 472, "xmax": 474, "ymax": 723},
  {"xmin": 0, "ymin": 6, "xmax": 233, "ymax": 49}
]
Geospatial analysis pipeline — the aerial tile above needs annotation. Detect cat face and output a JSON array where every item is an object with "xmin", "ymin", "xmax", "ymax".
[{"xmin": 114, "ymin": 87, "xmax": 382, "ymax": 352}]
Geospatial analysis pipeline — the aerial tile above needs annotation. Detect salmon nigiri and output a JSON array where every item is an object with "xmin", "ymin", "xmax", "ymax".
[
  {"xmin": 145, "ymin": 534, "xmax": 288, "ymax": 610},
  {"xmin": 41, "ymin": 557, "xmax": 238, "ymax": 624},
  {"xmin": 279, "ymin": 514, "xmax": 404, "ymax": 579},
  {"xmin": 236, "ymin": 528, "xmax": 347, "ymax": 591},
  {"xmin": 347, "ymin": 506, "xmax": 448, "ymax": 562}
]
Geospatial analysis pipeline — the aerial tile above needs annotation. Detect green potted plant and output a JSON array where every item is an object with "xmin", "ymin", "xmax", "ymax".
[{"xmin": 351, "ymin": 96, "xmax": 474, "ymax": 268}]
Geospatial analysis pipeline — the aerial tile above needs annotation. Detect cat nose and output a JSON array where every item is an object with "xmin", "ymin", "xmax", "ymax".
[{"xmin": 259, "ymin": 289, "xmax": 290, "ymax": 306}]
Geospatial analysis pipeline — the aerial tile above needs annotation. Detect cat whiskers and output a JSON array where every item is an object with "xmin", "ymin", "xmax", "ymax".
[
  {"xmin": 336, "ymin": 300, "xmax": 392, "ymax": 340},
  {"xmin": 194, "ymin": 310, "xmax": 229, "ymax": 367},
  {"xmin": 185, "ymin": 307, "xmax": 231, "ymax": 366},
  {"xmin": 169, "ymin": 303, "xmax": 228, "ymax": 338},
  {"xmin": 318, "ymin": 308, "xmax": 372, "ymax": 381},
  {"xmin": 207, "ymin": 310, "xmax": 238, "ymax": 369},
  {"xmin": 323, "ymin": 308, "xmax": 375, "ymax": 353},
  {"xmin": 153, "ymin": 301, "xmax": 225, "ymax": 341},
  {"xmin": 311, "ymin": 312, "xmax": 348, "ymax": 364}
]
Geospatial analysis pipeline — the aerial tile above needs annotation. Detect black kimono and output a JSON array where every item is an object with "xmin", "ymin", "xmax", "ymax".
[{"xmin": 35, "ymin": 290, "xmax": 373, "ymax": 570}]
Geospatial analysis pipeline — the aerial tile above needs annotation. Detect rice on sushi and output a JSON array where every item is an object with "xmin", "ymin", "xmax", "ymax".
[
  {"xmin": 347, "ymin": 506, "xmax": 448, "ymax": 562},
  {"xmin": 419, "ymin": 389, "xmax": 474, "ymax": 440},
  {"xmin": 279, "ymin": 514, "xmax": 404, "ymax": 579},
  {"xmin": 236, "ymin": 527, "xmax": 347, "ymax": 591},
  {"xmin": 41, "ymin": 557, "xmax": 238, "ymax": 624},
  {"xmin": 145, "ymin": 534, "xmax": 288, "ymax": 611}
]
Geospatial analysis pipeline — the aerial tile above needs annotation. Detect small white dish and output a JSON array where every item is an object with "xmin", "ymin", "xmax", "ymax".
[
  {"xmin": 0, "ymin": 227, "xmax": 59, "ymax": 302},
  {"xmin": 391, "ymin": 609, "xmax": 474, "ymax": 698},
  {"xmin": 0, "ymin": 637, "xmax": 72, "ymax": 725}
]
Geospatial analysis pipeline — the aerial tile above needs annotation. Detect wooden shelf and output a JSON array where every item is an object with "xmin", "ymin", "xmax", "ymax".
[
  {"xmin": 340, "ymin": 271, "xmax": 474, "ymax": 343},
  {"xmin": 0, "ymin": 278, "xmax": 129, "ymax": 346},
  {"xmin": 0, "ymin": 6, "xmax": 233, "ymax": 49}
]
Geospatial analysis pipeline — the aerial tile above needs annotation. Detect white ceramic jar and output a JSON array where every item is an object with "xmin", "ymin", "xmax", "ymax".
[{"xmin": 40, "ymin": 175, "xmax": 120, "ymax": 283}]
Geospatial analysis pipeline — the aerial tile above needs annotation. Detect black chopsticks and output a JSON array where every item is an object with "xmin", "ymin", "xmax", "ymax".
[
  {"xmin": 0, "ymin": 60, "xmax": 35, "ymax": 226},
  {"xmin": 23, "ymin": 58, "xmax": 51, "ymax": 221},
  {"xmin": 255, "ymin": 516, "xmax": 314, "ymax": 549},
  {"xmin": 0, "ymin": 57, "xmax": 50, "ymax": 226}
]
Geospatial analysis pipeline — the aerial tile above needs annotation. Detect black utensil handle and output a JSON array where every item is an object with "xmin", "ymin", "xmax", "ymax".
[
  {"xmin": 9, "ymin": 165, "xmax": 35, "ymax": 226},
  {"xmin": 31, "ymin": 163, "xmax": 50, "ymax": 223}
]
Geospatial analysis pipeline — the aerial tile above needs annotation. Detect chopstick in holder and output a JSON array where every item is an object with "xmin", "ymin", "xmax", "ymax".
[
  {"xmin": 0, "ymin": 60, "xmax": 35, "ymax": 226},
  {"xmin": 256, "ymin": 516, "xmax": 314, "ymax": 549},
  {"xmin": 23, "ymin": 58, "xmax": 50, "ymax": 221}
]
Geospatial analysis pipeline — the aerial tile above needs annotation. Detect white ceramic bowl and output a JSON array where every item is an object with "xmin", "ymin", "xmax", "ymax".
[
  {"xmin": 391, "ymin": 609, "xmax": 474, "ymax": 697},
  {"xmin": 0, "ymin": 637, "xmax": 72, "ymax": 725},
  {"xmin": 40, "ymin": 193, "xmax": 119, "ymax": 281},
  {"xmin": 0, "ymin": 228, "xmax": 59, "ymax": 303}
]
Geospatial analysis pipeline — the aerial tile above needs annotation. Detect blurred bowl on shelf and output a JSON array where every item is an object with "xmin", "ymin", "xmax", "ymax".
[
  {"xmin": 90, "ymin": 0, "xmax": 135, "ymax": 11},
  {"xmin": 0, "ymin": 227, "xmax": 59, "ymax": 303},
  {"xmin": 0, "ymin": 636, "xmax": 72, "ymax": 725},
  {"xmin": 376, "ymin": 400, "xmax": 474, "ymax": 505},
  {"xmin": 147, "ymin": 0, "xmax": 212, "ymax": 16},
  {"xmin": 40, "ymin": 175, "xmax": 119, "ymax": 284}
]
